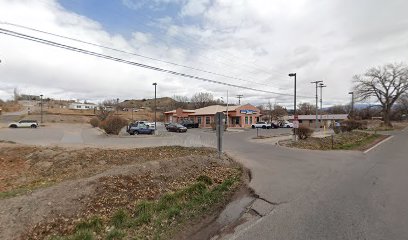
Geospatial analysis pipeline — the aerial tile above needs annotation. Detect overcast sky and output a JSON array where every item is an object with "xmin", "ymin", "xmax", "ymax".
[{"xmin": 0, "ymin": 0, "xmax": 407, "ymax": 107}]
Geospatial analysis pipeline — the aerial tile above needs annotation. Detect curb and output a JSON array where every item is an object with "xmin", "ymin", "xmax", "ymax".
[{"xmin": 363, "ymin": 135, "xmax": 393, "ymax": 153}]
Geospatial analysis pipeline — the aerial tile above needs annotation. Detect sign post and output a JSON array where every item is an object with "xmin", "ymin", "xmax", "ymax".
[
  {"xmin": 215, "ymin": 112, "xmax": 225, "ymax": 158},
  {"xmin": 293, "ymin": 115, "xmax": 299, "ymax": 141}
]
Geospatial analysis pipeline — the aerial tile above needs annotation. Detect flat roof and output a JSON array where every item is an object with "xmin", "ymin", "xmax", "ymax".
[{"xmin": 286, "ymin": 114, "xmax": 349, "ymax": 120}]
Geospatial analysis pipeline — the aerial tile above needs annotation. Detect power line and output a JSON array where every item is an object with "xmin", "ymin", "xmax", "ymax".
[
  {"xmin": 0, "ymin": 27, "xmax": 314, "ymax": 99},
  {"xmin": 0, "ymin": 21, "xmax": 278, "ymax": 88}
]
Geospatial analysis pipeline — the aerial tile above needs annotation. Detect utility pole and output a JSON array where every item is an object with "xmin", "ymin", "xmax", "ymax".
[
  {"xmin": 226, "ymin": 90, "xmax": 229, "ymax": 128},
  {"xmin": 153, "ymin": 83, "xmax": 157, "ymax": 131},
  {"xmin": 318, "ymin": 83, "xmax": 327, "ymax": 128},
  {"xmin": 349, "ymin": 91, "xmax": 354, "ymax": 119},
  {"xmin": 236, "ymin": 95, "xmax": 243, "ymax": 105},
  {"xmin": 40, "ymin": 94, "xmax": 43, "ymax": 123},
  {"xmin": 289, "ymin": 73, "xmax": 297, "ymax": 141},
  {"xmin": 311, "ymin": 81, "xmax": 323, "ymax": 130}
]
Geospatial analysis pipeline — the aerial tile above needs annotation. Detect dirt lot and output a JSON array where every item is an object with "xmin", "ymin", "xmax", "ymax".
[{"xmin": 0, "ymin": 144, "xmax": 244, "ymax": 240}]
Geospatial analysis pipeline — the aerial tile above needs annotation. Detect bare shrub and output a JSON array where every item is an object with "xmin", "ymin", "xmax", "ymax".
[
  {"xmin": 100, "ymin": 116, "xmax": 128, "ymax": 135},
  {"xmin": 297, "ymin": 126, "xmax": 314, "ymax": 139},
  {"xmin": 90, "ymin": 117, "xmax": 100, "ymax": 128},
  {"xmin": 333, "ymin": 126, "xmax": 341, "ymax": 134},
  {"xmin": 341, "ymin": 119, "xmax": 362, "ymax": 132}
]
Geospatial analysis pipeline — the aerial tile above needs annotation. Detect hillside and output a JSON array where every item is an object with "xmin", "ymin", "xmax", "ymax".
[{"xmin": 122, "ymin": 97, "xmax": 177, "ymax": 111}]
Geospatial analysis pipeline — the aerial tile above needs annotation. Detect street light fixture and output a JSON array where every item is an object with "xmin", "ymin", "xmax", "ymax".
[
  {"xmin": 311, "ymin": 81, "xmax": 323, "ymax": 130},
  {"xmin": 152, "ymin": 83, "xmax": 157, "ymax": 131},
  {"xmin": 349, "ymin": 91, "xmax": 354, "ymax": 119},
  {"xmin": 288, "ymin": 73, "xmax": 297, "ymax": 141},
  {"xmin": 40, "ymin": 94, "xmax": 43, "ymax": 123}
]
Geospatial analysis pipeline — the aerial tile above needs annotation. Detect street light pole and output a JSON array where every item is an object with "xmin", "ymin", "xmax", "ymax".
[
  {"xmin": 40, "ymin": 94, "xmax": 43, "ymax": 123},
  {"xmin": 311, "ymin": 81, "xmax": 323, "ymax": 130},
  {"xmin": 289, "ymin": 73, "xmax": 297, "ymax": 140},
  {"xmin": 318, "ymin": 83, "xmax": 327, "ymax": 128},
  {"xmin": 153, "ymin": 83, "xmax": 157, "ymax": 131},
  {"xmin": 349, "ymin": 91, "xmax": 354, "ymax": 119}
]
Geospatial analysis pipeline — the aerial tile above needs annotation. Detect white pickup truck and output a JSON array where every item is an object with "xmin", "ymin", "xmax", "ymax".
[
  {"xmin": 251, "ymin": 121, "xmax": 272, "ymax": 129},
  {"xmin": 9, "ymin": 120, "xmax": 39, "ymax": 128}
]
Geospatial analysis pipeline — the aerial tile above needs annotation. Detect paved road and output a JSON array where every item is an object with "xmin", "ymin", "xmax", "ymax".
[
  {"xmin": 1, "ymin": 120, "xmax": 407, "ymax": 239},
  {"xmin": 225, "ymin": 129, "xmax": 408, "ymax": 240}
]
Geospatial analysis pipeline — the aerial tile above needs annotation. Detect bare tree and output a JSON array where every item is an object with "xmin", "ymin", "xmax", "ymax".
[
  {"xmin": 271, "ymin": 104, "xmax": 288, "ymax": 120},
  {"xmin": 173, "ymin": 95, "xmax": 190, "ymax": 109},
  {"xmin": 297, "ymin": 102, "xmax": 316, "ymax": 115},
  {"xmin": 393, "ymin": 93, "xmax": 408, "ymax": 120},
  {"xmin": 190, "ymin": 92, "xmax": 215, "ymax": 109},
  {"xmin": 13, "ymin": 88, "xmax": 20, "ymax": 102},
  {"xmin": 353, "ymin": 63, "xmax": 408, "ymax": 126},
  {"xmin": 266, "ymin": 101, "xmax": 273, "ymax": 122}
]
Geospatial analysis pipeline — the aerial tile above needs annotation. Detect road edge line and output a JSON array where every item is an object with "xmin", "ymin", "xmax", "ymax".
[{"xmin": 364, "ymin": 135, "xmax": 393, "ymax": 154}]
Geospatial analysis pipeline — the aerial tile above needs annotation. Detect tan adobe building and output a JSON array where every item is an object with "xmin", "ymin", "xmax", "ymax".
[
  {"xmin": 163, "ymin": 108, "xmax": 196, "ymax": 123},
  {"xmin": 164, "ymin": 104, "xmax": 261, "ymax": 128}
]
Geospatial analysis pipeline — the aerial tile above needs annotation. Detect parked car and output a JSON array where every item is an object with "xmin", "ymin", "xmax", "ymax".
[
  {"xmin": 8, "ymin": 120, "xmax": 39, "ymax": 128},
  {"xmin": 282, "ymin": 122, "xmax": 293, "ymax": 128},
  {"xmin": 166, "ymin": 123, "xmax": 187, "ymax": 132},
  {"xmin": 179, "ymin": 120, "xmax": 199, "ymax": 128},
  {"xmin": 251, "ymin": 121, "xmax": 272, "ymax": 129},
  {"xmin": 127, "ymin": 123, "xmax": 155, "ymax": 135}
]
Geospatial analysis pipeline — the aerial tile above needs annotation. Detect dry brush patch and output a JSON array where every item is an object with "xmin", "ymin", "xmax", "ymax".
[
  {"xmin": 0, "ymin": 144, "xmax": 244, "ymax": 240},
  {"xmin": 282, "ymin": 131, "xmax": 387, "ymax": 151},
  {"xmin": 0, "ymin": 145, "xmax": 214, "ymax": 195}
]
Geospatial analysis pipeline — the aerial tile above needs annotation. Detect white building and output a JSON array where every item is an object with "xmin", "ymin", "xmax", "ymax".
[{"xmin": 68, "ymin": 102, "xmax": 97, "ymax": 110}]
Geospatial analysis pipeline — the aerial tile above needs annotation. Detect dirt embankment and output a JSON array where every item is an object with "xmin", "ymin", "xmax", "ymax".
[{"xmin": 0, "ymin": 144, "xmax": 244, "ymax": 240}]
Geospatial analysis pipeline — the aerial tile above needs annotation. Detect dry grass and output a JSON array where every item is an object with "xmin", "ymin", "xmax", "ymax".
[
  {"xmin": 283, "ymin": 131, "xmax": 386, "ymax": 151},
  {"xmin": 0, "ymin": 101, "xmax": 22, "ymax": 112}
]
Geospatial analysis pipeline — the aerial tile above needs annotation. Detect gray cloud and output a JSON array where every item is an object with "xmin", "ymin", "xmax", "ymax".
[{"xmin": 0, "ymin": 0, "xmax": 407, "ymax": 108}]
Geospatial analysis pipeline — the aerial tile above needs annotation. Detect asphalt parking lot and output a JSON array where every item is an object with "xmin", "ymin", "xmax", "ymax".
[{"xmin": 0, "ymin": 122, "xmax": 293, "ymax": 148}]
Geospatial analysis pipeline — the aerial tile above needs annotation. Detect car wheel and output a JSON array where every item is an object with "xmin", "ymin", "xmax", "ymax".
[
  {"xmin": 31, "ymin": 124, "xmax": 37, "ymax": 128},
  {"xmin": 9, "ymin": 124, "xmax": 17, "ymax": 128},
  {"xmin": 251, "ymin": 125, "xmax": 255, "ymax": 129},
  {"xmin": 136, "ymin": 131, "xmax": 140, "ymax": 135},
  {"xmin": 262, "ymin": 125, "xmax": 266, "ymax": 129}
]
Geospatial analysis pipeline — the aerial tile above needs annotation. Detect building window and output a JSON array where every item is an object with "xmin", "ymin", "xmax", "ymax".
[
  {"xmin": 309, "ymin": 120, "xmax": 313, "ymax": 123},
  {"xmin": 235, "ymin": 118, "xmax": 240, "ymax": 124},
  {"xmin": 205, "ymin": 116, "xmax": 210, "ymax": 124},
  {"xmin": 299, "ymin": 120, "xmax": 303, "ymax": 123},
  {"xmin": 198, "ymin": 117, "xmax": 202, "ymax": 125},
  {"xmin": 245, "ymin": 116, "xmax": 248, "ymax": 124},
  {"xmin": 249, "ymin": 117, "xmax": 253, "ymax": 124},
  {"xmin": 76, "ymin": 105, "xmax": 81, "ymax": 108}
]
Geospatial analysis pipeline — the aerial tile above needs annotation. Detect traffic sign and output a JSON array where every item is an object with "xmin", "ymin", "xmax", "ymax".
[{"xmin": 293, "ymin": 120, "xmax": 299, "ymax": 128}]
